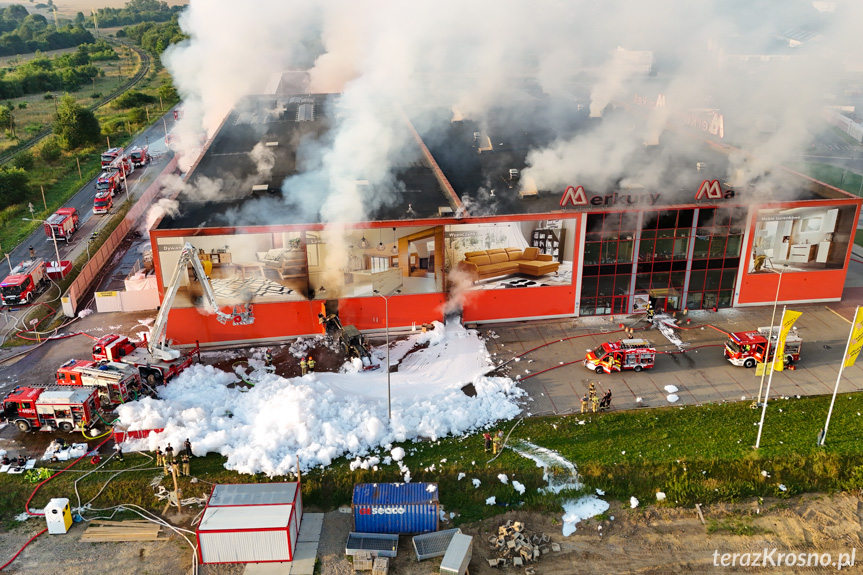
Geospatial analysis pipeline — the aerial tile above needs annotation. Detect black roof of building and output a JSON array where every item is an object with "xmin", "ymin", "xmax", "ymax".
[{"xmin": 156, "ymin": 94, "xmax": 844, "ymax": 231}]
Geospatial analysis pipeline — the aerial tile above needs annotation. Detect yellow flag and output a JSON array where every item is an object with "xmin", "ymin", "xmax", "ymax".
[
  {"xmin": 844, "ymin": 307, "xmax": 863, "ymax": 368},
  {"xmin": 773, "ymin": 310, "xmax": 802, "ymax": 372}
]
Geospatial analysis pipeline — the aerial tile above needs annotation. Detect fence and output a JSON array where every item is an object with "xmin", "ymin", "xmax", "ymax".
[
  {"xmin": 61, "ymin": 156, "xmax": 179, "ymax": 317},
  {"xmin": 824, "ymin": 109, "xmax": 863, "ymax": 143}
]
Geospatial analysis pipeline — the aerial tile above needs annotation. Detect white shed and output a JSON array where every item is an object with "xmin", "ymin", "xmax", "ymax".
[{"xmin": 196, "ymin": 482, "xmax": 303, "ymax": 565}]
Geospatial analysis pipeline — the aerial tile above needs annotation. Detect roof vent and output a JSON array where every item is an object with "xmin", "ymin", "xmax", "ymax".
[
  {"xmin": 438, "ymin": 206, "xmax": 454, "ymax": 217},
  {"xmin": 265, "ymin": 142, "xmax": 279, "ymax": 147},
  {"xmin": 696, "ymin": 162, "xmax": 707, "ymax": 171},
  {"xmin": 251, "ymin": 184, "xmax": 269, "ymax": 193},
  {"xmin": 509, "ymin": 169, "xmax": 519, "ymax": 180}
]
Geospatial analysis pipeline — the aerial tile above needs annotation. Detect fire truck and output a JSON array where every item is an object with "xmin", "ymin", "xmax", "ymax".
[
  {"xmin": 107, "ymin": 153, "xmax": 133, "ymax": 176},
  {"xmin": 94, "ymin": 243, "xmax": 252, "ymax": 385},
  {"xmin": 43, "ymin": 207, "xmax": 79, "ymax": 242},
  {"xmin": 93, "ymin": 190, "xmax": 113, "ymax": 214},
  {"xmin": 92, "ymin": 333, "xmax": 198, "ymax": 386},
  {"xmin": 724, "ymin": 327, "xmax": 802, "ymax": 368},
  {"xmin": 100, "ymin": 146, "xmax": 124, "ymax": 168},
  {"xmin": 96, "ymin": 170, "xmax": 123, "ymax": 196},
  {"xmin": 56, "ymin": 359, "xmax": 141, "ymax": 405},
  {"xmin": 584, "ymin": 339, "xmax": 656, "ymax": 374},
  {"xmin": 128, "ymin": 145, "xmax": 150, "ymax": 167},
  {"xmin": 0, "ymin": 258, "xmax": 49, "ymax": 306},
  {"xmin": 0, "ymin": 386, "xmax": 102, "ymax": 432}
]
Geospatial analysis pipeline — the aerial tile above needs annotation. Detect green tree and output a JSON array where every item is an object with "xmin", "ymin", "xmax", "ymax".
[
  {"xmin": 0, "ymin": 104, "xmax": 14, "ymax": 136},
  {"xmin": 158, "ymin": 79, "xmax": 177, "ymax": 101},
  {"xmin": 36, "ymin": 134, "xmax": 61, "ymax": 161},
  {"xmin": 52, "ymin": 93, "xmax": 99, "ymax": 149},
  {"xmin": 0, "ymin": 165, "xmax": 29, "ymax": 205}
]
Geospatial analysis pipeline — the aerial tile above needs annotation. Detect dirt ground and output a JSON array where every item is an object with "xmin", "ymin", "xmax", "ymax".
[{"xmin": 3, "ymin": 493, "xmax": 860, "ymax": 574}]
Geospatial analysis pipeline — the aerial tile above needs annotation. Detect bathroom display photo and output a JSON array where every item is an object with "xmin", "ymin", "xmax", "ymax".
[{"xmin": 748, "ymin": 205, "xmax": 857, "ymax": 274}]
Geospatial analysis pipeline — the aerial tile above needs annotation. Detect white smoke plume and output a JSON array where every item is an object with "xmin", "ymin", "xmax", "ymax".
[{"xmin": 160, "ymin": 0, "xmax": 863, "ymax": 270}]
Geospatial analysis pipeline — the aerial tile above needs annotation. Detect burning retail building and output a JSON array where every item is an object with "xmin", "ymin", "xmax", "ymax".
[{"xmin": 147, "ymin": 91, "xmax": 861, "ymax": 346}]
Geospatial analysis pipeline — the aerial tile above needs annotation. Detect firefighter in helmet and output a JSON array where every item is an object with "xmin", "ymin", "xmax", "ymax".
[
  {"xmin": 307, "ymin": 356, "xmax": 316, "ymax": 372},
  {"xmin": 265, "ymin": 349, "xmax": 273, "ymax": 367}
]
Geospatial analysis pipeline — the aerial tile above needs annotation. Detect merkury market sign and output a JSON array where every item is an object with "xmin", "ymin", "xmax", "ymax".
[{"xmin": 560, "ymin": 180, "xmax": 735, "ymax": 208}]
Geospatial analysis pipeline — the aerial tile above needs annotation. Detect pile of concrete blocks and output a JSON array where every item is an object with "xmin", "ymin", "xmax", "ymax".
[
  {"xmin": 485, "ymin": 520, "xmax": 557, "ymax": 569},
  {"xmin": 353, "ymin": 551, "xmax": 373, "ymax": 571},
  {"xmin": 371, "ymin": 557, "xmax": 389, "ymax": 575}
]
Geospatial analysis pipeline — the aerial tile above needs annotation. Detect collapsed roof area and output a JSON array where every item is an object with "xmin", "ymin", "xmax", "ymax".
[{"xmin": 157, "ymin": 92, "xmax": 845, "ymax": 231}]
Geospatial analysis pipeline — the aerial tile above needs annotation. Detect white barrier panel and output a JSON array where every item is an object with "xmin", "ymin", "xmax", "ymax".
[{"xmin": 120, "ymin": 289, "xmax": 159, "ymax": 311}]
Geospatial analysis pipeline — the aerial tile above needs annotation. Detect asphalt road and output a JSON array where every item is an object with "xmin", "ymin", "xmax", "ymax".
[{"xmin": 6, "ymin": 111, "xmax": 180, "ymax": 274}]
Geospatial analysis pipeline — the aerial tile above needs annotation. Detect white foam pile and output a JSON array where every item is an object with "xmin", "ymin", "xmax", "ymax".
[
  {"xmin": 656, "ymin": 315, "xmax": 687, "ymax": 351},
  {"xmin": 116, "ymin": 322, "xmax": 524, "ymax": 475},
  {"xmin": 561, "ymin": 495, "xmax": 609, "ymax": 536}
]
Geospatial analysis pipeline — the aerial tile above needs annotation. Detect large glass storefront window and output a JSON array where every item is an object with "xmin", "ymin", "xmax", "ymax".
[
  {"xmin": 580, "ymin": 207, "xmax": 747, "ymax": 316},
  {"xmin": 685, "ymin": 207, "xmax": 746, "ymax": 310}
]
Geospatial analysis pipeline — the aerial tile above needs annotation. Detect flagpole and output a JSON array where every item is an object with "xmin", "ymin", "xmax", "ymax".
[
  {"xmin": 821, "ymin": 305, "xmax": 860, "ymax": 446},
  {"xmin": 755, "ymin": 306, "xmax": 786, "ymax": 449}
]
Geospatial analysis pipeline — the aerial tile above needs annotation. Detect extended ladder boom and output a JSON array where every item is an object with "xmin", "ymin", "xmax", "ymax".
[{"xmin": 148, "ymin": 242, "xmax": 253, "ymax": 360}]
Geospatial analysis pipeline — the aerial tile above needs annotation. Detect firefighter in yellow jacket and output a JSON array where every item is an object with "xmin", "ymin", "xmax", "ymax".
[
  {"xmin": 300, "ymin": 357, "xmax": 307, "ymax": 375},
  {"xmin": 581, "ymin": 394, "xmax": 589, "ymax": 413}
]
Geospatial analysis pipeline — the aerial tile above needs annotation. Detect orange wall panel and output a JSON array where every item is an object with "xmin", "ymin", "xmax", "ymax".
[
  {"xmin": 461, "ymin": 286, "xmax": 576, "ymax": 322},
  {"xmin": 737, "ymin": 268, "xmax": 848, "ymax": 304}
]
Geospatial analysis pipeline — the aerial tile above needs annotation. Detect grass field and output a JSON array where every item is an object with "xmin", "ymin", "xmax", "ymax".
[
  {"xmin": 4, "ymin": 390, "xmax": 863, "ymax": 529},
  {"xmin": 784, "ymin": 162, "xmax": 863, "ymax": 198}
]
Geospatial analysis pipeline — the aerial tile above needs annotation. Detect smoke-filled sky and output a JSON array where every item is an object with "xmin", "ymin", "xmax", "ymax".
[{"xmin": 162, "ymin": 0, "xmax": 861, "ymax": 221}]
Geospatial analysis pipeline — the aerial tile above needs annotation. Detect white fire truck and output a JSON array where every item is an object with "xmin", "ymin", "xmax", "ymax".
[
  {"xmin": 724, "ymin": 327, "xmax": 802, "ymax": 368},
  {"xmin": 0, "ymin": 258, "xmax": 49, "ymax": 306},
  {"xmin": 0, "ymin": 386, "xmax": 102, "ymax": 432},
  {"xmin": 56, "ymin": 359, "xmax": 142, "ymax": 405},
  {"xmin": 584, "ymin": 339, "xmax": 656, "ymax": 374}
]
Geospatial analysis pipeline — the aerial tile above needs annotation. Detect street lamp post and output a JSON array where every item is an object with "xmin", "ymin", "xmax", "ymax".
[
  {"xmin": 756, "ymin": 263, "xmax": 786, "ymax": 405},
  {"xmin": 22, "ymin": 218, "xmax": 62, "ymax": 275},
  {"xmin": 374, "ymin": 289, "xmax": 401, "ymax": 423}
]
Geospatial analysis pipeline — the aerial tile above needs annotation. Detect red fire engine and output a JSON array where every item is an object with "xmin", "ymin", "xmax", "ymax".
[
  {"xmin": 96, "ymin": 170, "xmax": 123, "ymax": 196},
  {"xmin": 93, "ymin": 190, "xmax": 113, "ymax": 214},
  {"xmin": 43, "ymin": 207, "xmax": 79, "ymax": 242},
  {"xmin": 107, "ymin": 153, "xmax": 133, "ymax": 176},
  {"xmin": 129, "ymin": 145, "xmax": 150, "ymax": 167},
  {"xmin": 100, "ymin": 146, "xmax": 124, "ymax": 168},
  {"xmin": 724, "ymin": 327, "xmax": 802, "ymax": 368},
  {"xmin": 92, "ymin": 334, "xmax": 198, "ymax": 385},
  {"xmin": 56, "ymin": 359, "xmax": 141, "ymax": 405},
  {"xmin": 0, "ymin": 386, "xmax": 102, "ymax": 432},
  {"xmin": 0, "ymin": 258, "xmax": 48, "ymax": 306},
  {"xmin": 584, "ymin": 339, "xmax": 656, "ymax": 374}
]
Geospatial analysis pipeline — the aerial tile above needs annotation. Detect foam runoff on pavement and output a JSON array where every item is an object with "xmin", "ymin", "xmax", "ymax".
[{"xmin": 116, "ymin": 321, "xmax": 525, "ymax": 476}]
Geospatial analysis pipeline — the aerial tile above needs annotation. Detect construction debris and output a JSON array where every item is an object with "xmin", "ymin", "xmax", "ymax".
[
  {"xmin": 371, "ymin": 556, "xmax": 389, "ymax": 575},
  {"xmin": 353, "ymin": 551, "xmax": 373, "ymax": 571},
  {"xmin": 486, "ymin": 520, "xmax": 559, "ymax": 567},
  {"xmin": 80, "ymin": 520, "xmax": 166, "ymax": 542}
]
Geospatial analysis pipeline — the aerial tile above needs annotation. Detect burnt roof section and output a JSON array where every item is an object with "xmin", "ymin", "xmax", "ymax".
[
  {"xmin": 418, "ymin": 101, "xmax": 837, "ymax": 214},
  {"xmin": 157, "ymin": 94, "xmax": 448, "ymax": 230}
]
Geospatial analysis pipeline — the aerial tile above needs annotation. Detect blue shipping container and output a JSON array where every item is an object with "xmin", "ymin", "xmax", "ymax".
[{"xmin": 352, "ymin": 483, "xmax": 440, "ymax": 534}]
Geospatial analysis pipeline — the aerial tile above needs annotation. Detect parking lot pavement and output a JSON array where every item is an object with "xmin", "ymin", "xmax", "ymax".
[{"xmin": 482, "ymin": 303, "xmax": 863, "ymax": 417}]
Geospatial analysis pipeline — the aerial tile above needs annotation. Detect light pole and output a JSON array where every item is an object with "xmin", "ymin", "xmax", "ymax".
[
  {"xmin": 374, "ymin": 289, "xmax": 401, "ymax": 423},
  {"xmin": 756, "ymin": 262, "xmax": 787, "ymax": 406},
  {"xmin": 22, "ymin": 218, "xmax": 62, "ymax": 276}
]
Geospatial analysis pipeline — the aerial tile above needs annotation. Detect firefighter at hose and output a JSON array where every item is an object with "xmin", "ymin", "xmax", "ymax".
[
  {"xmin": 588, "ymin": 382, "xmax": 597, "ymax": 400},
  {"xmin": 180, "ymin": 452, "xmax": 190, "ymax": 476},
  {"xmin": 307, "ymin": 356, "xmax": 316, "ymax": 373},
  {"xmin": 646, "ymin": 301, "xmax": 655, "ymax": 321},
  {"xmin": 114, "ymin": 443, "xmax": 124, "ymax": 462},
  {"xmin": 300, "ymin": 356, "xmax": 307, "ymax": 375},
  {"xmin": 591, "ymin": 393, "xmax": 600, "ymax": 413},
  {"xmin": 581, "ymin": 393, "xmax": 589, "ymax": 413},
  {"xmin": 265, "ymin": 349, "xmax": 273, "ymax": 367},
  {"xmin": 492, "ymin": 431, "xmax": 502, "ymax": 455},
  {"xmin": 155, "ymin": 446, "xmax": 163, "ymax": 467},
  {"xmin": 483, "ymin": 432, "xmax": 492, "ymax": 452}
]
